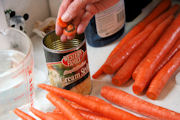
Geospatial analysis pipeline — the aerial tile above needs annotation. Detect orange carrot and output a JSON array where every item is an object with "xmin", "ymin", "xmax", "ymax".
[
  {"xmin": 77, "ymin": 109, "xmax": 112, "ymax": 120},
  {"xmin": 85, "ymin": 95, "xmax": 111, "ymax": 106},
  {"xmin": 92, "ymin": 0, "xmax": 171, "ymax": 78},
  {"xmin": 92, "ymin": 68, "xmax": 104, "ymax": 79},
  {"xmin": 134, "ymin": 38, "xmax": 180, "ymax": 80},
  {"xmin": 14, "ymin": 108, "xmax": 36, "ymax": 120},
  {"xmin": 101, "ymin": 86, "xmax": 180, "ymax": 120},
  {"xmin": 103, "ymin": 5, "xmax": 179, "ymax": 74},
  {"xmin": 63, "ymin": 24, "xmax": 77, "ymax": 36},
  {"xmin": 30, "ymin": 107, "xmax": 57, "ymax": 120},
  {"xmin": 112, "ymin": 15, "xmax": 174, "ymax": 86},
  {"xmin": 146, "ymin": 50, "xmax": 180, "ymax": 100},
  {"xmin": 155, "ymin": 39, "xmax": 180, "ymax": 74},
  {"xmin": 46, "ymin": 93, "xmax": 85, "ymax": 120},
  {"xmin": 46, "ymin": 112, "xmax": 68, "ymax": 120},
  {"xmin": 133, "ymin": 13, "xmax": 180, "ymax": 95},
  {"xmin": 38, "ymin": 84, "xmax": 142, "ymax": 120},
  {"xmin": 69, "ymin": 101, "xmax": 91, "ymax": 112},
  {"xmin": 57, "ymin": 17, "xmax": 68, "ymax": 28},
  {"xmin": 141, "ymin": 117, "xmax": 154, "ymax": 120}
]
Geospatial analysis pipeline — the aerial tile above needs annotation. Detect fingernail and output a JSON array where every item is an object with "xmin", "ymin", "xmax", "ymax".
[{"xmin": 61, "ymin": 13, "xmax": 70, "ymax": 22}]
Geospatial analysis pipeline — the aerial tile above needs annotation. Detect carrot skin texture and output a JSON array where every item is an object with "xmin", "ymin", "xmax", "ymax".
[
  {"xmin": 92, "ymin": 0, "xmax": 171, "ymax": 78},
  {"xmin": 14, "ymin": 108, "xmax": 36, "ymax": 120},
  {"xmin": 92, "ymin": 67, "xmax": 104, "ymax": 79},
  {"xmin": 77, "ymin": 109, "xmax": 112, "ymax": 120},
  {"xmin": 112, "ymin": 15, "xmax": 174, "ymax": 86},
  {"xmin": 30, "ymin": 107, "xmax": 57, "ymax": 120},
  {"xmin": 133, "ymin": 12, "xmax": 180, "ymax": 95},
  {"xmin": 103, "ymin": 5, "xmax": 179, "ymax": 74},
  {"xmin": 47, "ymin": 93, "xmax": 85, "ymax": 120},
  {"xmin": 101, "ymin": 86, "xmax": 180, "ymax": 120},
  {"xmin": 155, "ymin": 39, "xmax": 180, "ymax": 74},
  {"xmin": 146, "ymin": 50, "xmax": 180, "ymax": 100},
  {"xmin": 38, "ymin": 84, "xmax": 141, "ymax": 120},
  {"xmin": 46, "ymin": 112, "xmax": 68, "ymax": 120},
  {"xmin": 135, "ymin": 38, "xmax": 180, "ymax": 81}
]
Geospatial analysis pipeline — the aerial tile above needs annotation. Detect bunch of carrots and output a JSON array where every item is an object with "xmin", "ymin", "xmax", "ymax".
[
  {"xmin": 14, "ymin": 84, "xmax": 180, "ymax": 120},
  {"xmin": 92, "ymin": 0, "xmax": 180, "ymax": 100}
]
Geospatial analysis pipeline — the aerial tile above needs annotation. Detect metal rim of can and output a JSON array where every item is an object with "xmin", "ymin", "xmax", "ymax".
[{"xmin": 43, "ymin": 31, "xmax": 85, "ymax": 54}]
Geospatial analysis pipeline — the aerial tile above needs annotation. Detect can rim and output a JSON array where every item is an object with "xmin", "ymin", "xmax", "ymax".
[{"xmin": 43, "ymin": 31, "xmax": 85, "ymax": 54}]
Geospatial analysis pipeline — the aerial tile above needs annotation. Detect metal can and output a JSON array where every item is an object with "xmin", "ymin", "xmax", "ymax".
[{"xmin": 43, "ymin": 31, "xmax": 91, "ymax": 95}]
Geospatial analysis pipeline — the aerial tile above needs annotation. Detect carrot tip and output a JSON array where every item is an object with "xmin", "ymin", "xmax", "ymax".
[
  {"xmin": 132, "ymin": 85, "xmax": 143, "ymax": 95},
  {"xmin": 146, "ymin": 92, "xmax": 157, "ymax": 100},
  {"xmin": 103, "ymin": 65, "xmax": 114, "ymax": 74}
]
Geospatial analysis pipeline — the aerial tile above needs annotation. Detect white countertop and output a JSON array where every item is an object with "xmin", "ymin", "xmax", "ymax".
[{"xmin": 29, "ymin": 0, "xmax": 180, "ymax": 119}]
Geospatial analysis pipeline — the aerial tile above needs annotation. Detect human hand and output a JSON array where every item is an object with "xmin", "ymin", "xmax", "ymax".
[{"xmin": 56, "ymin": 0, "xmax": 120, "ymax": 42}]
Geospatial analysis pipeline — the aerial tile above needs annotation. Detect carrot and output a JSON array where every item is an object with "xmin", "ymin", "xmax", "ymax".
[
  {"xmin": 46, "ymin": 93, "xmax": 85, "ymax": 120},
  {"xmin": 57, "ymin": 17, "xmax": 68, "ymax": 28},
  {"xmin": 92, "ymin": 68, "xmax": 104, "ymax": 79},
  {"xmin": 46, "ymin": 112, "xmax": 68, "ymax": 120},
  {"xmin": 14, "ymin": 108, "xmax": 36, "ymax": 120},
  {"xmin": 38, "ymin": 84, "xmax": 142, "ymax": 120},
  {"xmin": 112, "ymin": 15, "xmax": 174, "ymax": 86},
  {"xmin": 30, "ymin": 107, "xmax": 57, "ymax": 120},
  {"xmin": 146, "ymin": 50, "xmax": 180, "ymax": 100},
  {"xmin": 85, "ymin": 95, "xmax": 111, "ymax": 106},
  {"xmin": 103, "ymin": 5, "xmax": 179, "ymax": 74},
  {"xmin": 69, "ymin": 101, "xmax": 91, "ymax": 112},
  {"xmin": 63, "ymin": 24, "xmax": 77, "ymax": 36},
  {"xmin": 133, "ymin": 37, "xmax": 180, "ymax": 80},
  {"xmin": 133, "ymin": 13, "xmax": 180, "ymax": 95},
  {"xmin": 77, "ymin": 109, "xmax": 112, "ymax": 120},
  {"xmin": 92, "ymin": 0, "xmax": 171, "ymax": 78},
  {"xmin": 101, "ymin": 86, "xmax": 180, "ymax": 120},
  {"xmin": 155, "ymin": 39, "xmax": 180, "ymax": 74}
]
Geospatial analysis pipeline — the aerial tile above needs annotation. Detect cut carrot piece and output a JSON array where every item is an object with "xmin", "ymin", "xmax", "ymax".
[
  {"xmin": 46, "ymin": 93, "xmax": 85, "ymax": 120},
  {"xmin": 63, "ymin": 24, "xmax": 77, "ymax": 36},
  {"xmin": 112, "ymin": 15, "xmax": 174, "ymax": 86},
  {"xmin": 146, "ymin": 50, "xmax": 180, "ymax": 100},
  {"xmin": 38, "ymin": 84, "xmax": 142, "ymax": 120},
  {"xmin": 133, "ymin": 13, "xmax": 180, "ymax": 95},
  {"xmin": 57, "ymin": 17, "xmax": 68, "ymax": 28},
  {"xmin": 101, "ymin": 86, "xmax": 180, "ymax": 120},
  {"xmin": 30, "ymin": 107, "xmax": 57, "ymax": 120},
  {"xmin": 14, "ymin": 108, "xmax": 36, "ymax": 120},
  {"xmin": 103, "ymin": 5, "xmax": 179, "ymax": 74},
  {"xmin": 92, "ymin": 0, "xmax": 171, "ymax": 78}
]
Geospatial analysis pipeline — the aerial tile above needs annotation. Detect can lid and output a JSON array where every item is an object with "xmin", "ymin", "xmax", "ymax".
[{"xmin": 43, "ymin": 31, "xmax": 85, "ymax": 53}]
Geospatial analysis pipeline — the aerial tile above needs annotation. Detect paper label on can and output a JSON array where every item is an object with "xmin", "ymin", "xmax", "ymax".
[{"xmin": 47, "ymin": 49, "xmax": 89, "ymax": 90}]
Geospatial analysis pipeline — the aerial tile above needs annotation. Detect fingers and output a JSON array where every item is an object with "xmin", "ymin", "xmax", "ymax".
[
  {"xmin": 56, "ymin": 0, "xmax": 72, "ymax": 35},
  {"xmin": 57, "ymin": 0, "xmax": 72, "ymax": 17},
  {"xmin": 60, "ymin": 9, "xmax": 85, "ymax": 42},
  {"xmin": 61, "ymin": 0, "xmax": 91, "ymax": 22},
  {"xmin": 77, "ymin": 11, "xmax": 94, "ymax": 34},
  {"xmin": 77, "ymin": 4, "xmax": 97, "ymax": 34}
]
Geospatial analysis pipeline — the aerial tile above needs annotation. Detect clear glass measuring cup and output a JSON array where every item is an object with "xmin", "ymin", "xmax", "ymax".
[{"xmin": 0, "ymin": 28, "xmax": 34, "ymax": 120}]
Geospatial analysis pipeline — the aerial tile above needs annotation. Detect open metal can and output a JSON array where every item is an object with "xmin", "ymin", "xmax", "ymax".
[{"xmin": 43, "ymin": 31, "xmax": 91, "ymax": 95}]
